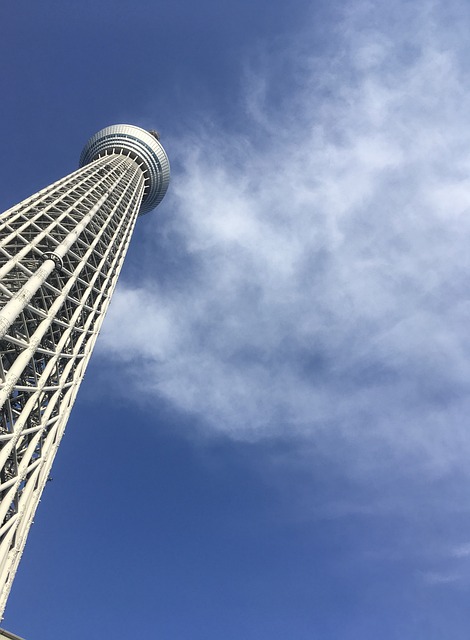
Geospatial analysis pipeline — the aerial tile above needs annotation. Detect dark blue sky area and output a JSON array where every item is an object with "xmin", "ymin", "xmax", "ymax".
[
  {"xmin": 10, "ymin": 400, "xmax": 470, "ymax": 640},
  {"xmin": 0, "ymin": 0, "xmax": 326, "ymax": 173}
]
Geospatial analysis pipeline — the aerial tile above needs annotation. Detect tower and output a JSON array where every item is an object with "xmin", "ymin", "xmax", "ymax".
[{"xmin": 0, "ymin": 124, "xmax": 170, "ymax": 617}]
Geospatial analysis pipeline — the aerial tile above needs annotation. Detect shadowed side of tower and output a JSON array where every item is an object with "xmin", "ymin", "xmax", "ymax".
[{"xmin": 0, "ymin": 125, "xmax": 170, "ymax": 618}]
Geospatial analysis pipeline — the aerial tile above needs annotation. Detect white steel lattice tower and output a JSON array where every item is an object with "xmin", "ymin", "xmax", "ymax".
[{"xmin": 0, "ymin": 124, "xmax": 170, "ymax": 616}]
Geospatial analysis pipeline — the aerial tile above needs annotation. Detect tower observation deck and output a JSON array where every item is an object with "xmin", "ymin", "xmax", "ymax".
[{"xmin": 0, "ymin": 124, "xmax": 170, "ymax": 617}]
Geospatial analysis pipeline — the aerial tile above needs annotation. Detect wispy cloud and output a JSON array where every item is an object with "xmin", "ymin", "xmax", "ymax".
[
  {"xmin": 98, "ymin": 0, "xmax": 470, "ymax": 476},
  {"xmin": 420, "ymin": 571, "xmax": 461, "ymax": 586},
  {"xmin": 450, "ymin": 543, "xmax": 470, "ymax": 558}
]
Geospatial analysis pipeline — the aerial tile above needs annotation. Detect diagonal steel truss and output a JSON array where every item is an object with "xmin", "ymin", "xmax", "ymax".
[{"xmin": 0, "ymin": 152, "xmax": 147, "ymax": 616}]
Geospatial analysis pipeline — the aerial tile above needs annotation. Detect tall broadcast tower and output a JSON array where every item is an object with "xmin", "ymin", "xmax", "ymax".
[{"xmin": 0, "ymin": 124, "xmax": 170, "ymax": 617}]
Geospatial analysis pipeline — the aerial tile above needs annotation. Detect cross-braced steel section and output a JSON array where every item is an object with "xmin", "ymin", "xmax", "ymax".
[{"xmin": 0, "ymin": 125, "xmax": 170, "ymax": 617}]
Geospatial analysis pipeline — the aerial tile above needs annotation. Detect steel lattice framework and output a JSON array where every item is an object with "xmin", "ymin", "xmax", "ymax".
[{"xmin": 0, "ymin": 124, "xmax": 170, "ymax": 617}]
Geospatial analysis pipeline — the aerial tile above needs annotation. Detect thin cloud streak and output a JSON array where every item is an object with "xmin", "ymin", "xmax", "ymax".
[
  {"xmin": 99, "ymin": 0, "xmax": 470, "ymax": 475},
  {"xmin": 420, "ymin": 571, "xmax": 462, "ymax": 586}
]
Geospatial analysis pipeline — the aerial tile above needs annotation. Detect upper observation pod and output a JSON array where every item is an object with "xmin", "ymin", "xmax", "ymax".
[{"xmin": 79, "ymin": 124, "xmax": 170, "ymax": 214}]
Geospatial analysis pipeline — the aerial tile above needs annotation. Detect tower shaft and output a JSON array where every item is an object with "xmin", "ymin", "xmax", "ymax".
[{"xmin": 0, "ymin": 151, "xmax": 149, "ymax": 615}]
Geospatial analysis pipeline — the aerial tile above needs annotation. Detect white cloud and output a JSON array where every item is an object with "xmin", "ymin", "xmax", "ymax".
[{"xmin": 98, "ymin": 0, "xmax": 470, "ymax": 475}]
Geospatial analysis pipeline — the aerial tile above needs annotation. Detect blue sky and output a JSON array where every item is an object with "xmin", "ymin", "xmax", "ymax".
[{"xmin": 3, "ymin": 0, "xmax": 470, "ymax": 637}]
